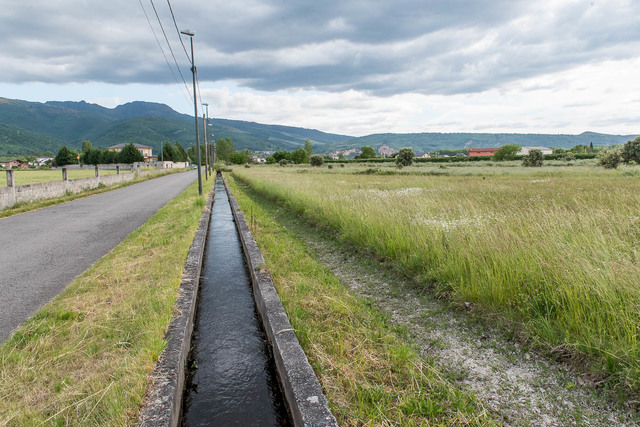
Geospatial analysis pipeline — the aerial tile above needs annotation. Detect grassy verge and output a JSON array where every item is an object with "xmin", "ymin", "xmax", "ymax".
[
  {"xmin": 0, "ymin": 168, "xmax": 190, "ymax": 219},
  {"xmin": 231, "ymin": 165, "xmax": 640, "ymax": 397},
  {"xmin": 0, "ymin": 174, "xmax": 212, "ymax": 425},
  {"xmin": 227, "ymin": 174, "xmax": 493, "ymax": 426}
]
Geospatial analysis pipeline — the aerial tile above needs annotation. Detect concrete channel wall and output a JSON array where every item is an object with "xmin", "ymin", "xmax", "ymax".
[
  {"xmin": 223, "ymin": 175, "xmax": 337, "ymax": 427},
  {"xmin": 138, "ymin": 183, "xmax": 214, "ymax": 426},
  {"xmin": 138, "ymin": 174, "xmax": 336, "ymax": 426},
  {"xmin": 0, "ymin": 164, "xmax": 156, "ymax": 210}
]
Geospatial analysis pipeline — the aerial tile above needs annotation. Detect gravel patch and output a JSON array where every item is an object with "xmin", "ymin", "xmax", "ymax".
[{"xmin": 288, "ymin": 224, "xmax": 639, "ymax": 426}]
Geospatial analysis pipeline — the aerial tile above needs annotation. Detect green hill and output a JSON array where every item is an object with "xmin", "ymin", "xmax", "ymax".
[
  {"xmin": 0, "ymin": 98, "xmax": 352, "ymax": 156},
  {"xmin": 0, "ymin": 97, "xmax": 635, "ymax": 157}
]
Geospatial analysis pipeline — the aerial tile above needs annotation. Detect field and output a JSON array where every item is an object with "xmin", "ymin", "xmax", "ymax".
[
  {"xmin": 0, "ymin": 168, "xmax": 124, "ymax": 187},
  {"xmin": 231, "ymin": 160, "xmax": 640, "ymax": 395}
]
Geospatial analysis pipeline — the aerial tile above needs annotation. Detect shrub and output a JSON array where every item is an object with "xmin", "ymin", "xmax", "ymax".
[
  {"xmin": 622, "ymin": 136, "xmax": 640, "ymax": 164},
  {"xmin": 310, "ymin": 154, "xmax": 324, "ymax": 166},
  {"xmin": 564, "ymin": 152, "xmax": 576, "ymax": 161},
  {"xmin": 522, "ymin": 149, "xmax": 543, "ymax": 167},
  {"xmin": 279, "ymin": 159, "xmax": 288, "ymax": 166},
  {"xmin": 598, "ymin": 148, "xmax": 623, "ymax": 169},
  {"xmin": 328, "ymin": 164, "xmax": 333, "ymax": 169},
  {"xmin": 230, "ymin": 151, "xmax": 249, "ymax": 165},
  {"xmin": 290, "ymin": 148, "xmax": 309, "ymax": 164},
  {"xmin": 395, "ymin": 147, "xmax": 415, "ymax": 167}
]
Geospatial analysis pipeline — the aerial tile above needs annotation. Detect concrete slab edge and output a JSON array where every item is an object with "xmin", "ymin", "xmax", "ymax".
[
  {"xmin": 137, "ymin": 184, "xmax": 215, "ymax": 427},
  {"xmin": 222, "ymin": 174, "xmax": 338, "ymax": 427}
]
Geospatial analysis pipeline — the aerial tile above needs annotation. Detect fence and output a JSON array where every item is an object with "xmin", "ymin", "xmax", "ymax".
[{"xmin": 0, "ymin": 163, "xmax": 152, "ymax": 210}]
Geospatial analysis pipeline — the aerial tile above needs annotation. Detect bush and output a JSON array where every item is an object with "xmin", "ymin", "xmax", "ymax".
[
  {"xmin": 598, "ymin": 148, "xmax": 623, "ymax": 169},
  {"xmin": 564, "ymin": 152, "xmax": 576, "ymax": 161},
  {"xmin": 395, "ymin": 147, "xmax": 414, "ymax": 167},
  {"xmin": 290, "ymin": 148, "xmax": 309, "ymax": 164},
  {"xmin": 522, "ymin": 149, "xmax": 544, "ymax": 167},
  {"xmin": 310, "ymin": 154, "xmax": 324, "ymax": 166},
  {"xmin": 622, "ymin": 136, "xmax": 640, "ymax": 164},
  {"xmin": 279, "ymin": 159, "xmax": 288, "ymax": 166}
]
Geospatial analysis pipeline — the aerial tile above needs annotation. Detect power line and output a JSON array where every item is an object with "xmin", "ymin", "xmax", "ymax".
[
  {"xmin": 166, "ymin": 0, "xmax": 192, "ymax": 63},
  {"xmin": 148, "ymin": 0, "xmax": 193, "ymax": 102},
  {"xmin": 138, "ymin": 0, "xmax": 192, "ymax": 106}
]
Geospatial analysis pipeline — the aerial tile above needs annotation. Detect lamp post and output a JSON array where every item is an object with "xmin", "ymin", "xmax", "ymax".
[
  {"xmin": 180, "ymin": 29, "xmax": 202, "ymax": 195},
  {"xmin": 202, "ymin": 102, "xmax": 209, "ymax": 179}
]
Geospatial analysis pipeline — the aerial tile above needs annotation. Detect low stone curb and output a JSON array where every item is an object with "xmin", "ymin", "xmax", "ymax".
[
  {"xmin": 222, "ymin": 174, "xmax": 337, "ymax": 427},
  {"xmin": 138, "ymin": 184, "xmax": 214, "ymax": 427}
]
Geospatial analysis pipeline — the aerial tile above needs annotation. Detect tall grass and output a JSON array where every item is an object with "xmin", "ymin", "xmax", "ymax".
[{"xmin": 233, "ymin": 165, "xmax": 640, "ymax": 392}]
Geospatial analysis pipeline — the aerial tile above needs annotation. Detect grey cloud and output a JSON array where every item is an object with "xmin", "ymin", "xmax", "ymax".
[{"xmin": 2, "ymin": 0, "xmax": 640, "ymax": 97}]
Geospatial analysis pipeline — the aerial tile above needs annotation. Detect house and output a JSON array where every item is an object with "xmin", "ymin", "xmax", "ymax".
[
  {"xmin": 29, "ymin": 157, "xmax": 53, "ymax": 167},
  {"xmin": 468, "ymin": 148, "xmax": 500, "ymax": 157},
  {"xmin": 1, "ymin": 160, "xmax": 21, "ymax": 169},
  {"xmin": 518, "ymin": 146, "xmax": 553, "ymax": 156},
  {"xmin": 107, "ymin": 143, "xmax": 153, "ymax": 160},
  {"xmin": 418, "ymin": 152, "xmax": 431, "ymax": 158}
]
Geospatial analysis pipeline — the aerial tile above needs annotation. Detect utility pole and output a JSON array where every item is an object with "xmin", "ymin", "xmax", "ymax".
[
  {"xmin": 181, "ymin": 29, "xmax": 202, "ymax": 195},
  {"xmin": 202, "ymin": 102, "xmax": 209, "ymax": 179}
]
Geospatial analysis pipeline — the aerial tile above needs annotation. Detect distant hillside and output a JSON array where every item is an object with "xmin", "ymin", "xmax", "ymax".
[
  {"xmin": 336, "ymin": 131, "xmax": 637, "ymax": 154},
  {"xmin": 0, "ymin": 98, "xmax": 352, "ymax": 156},
  {"xmin": 0, "ymin": 97, "xmax": 635, "ymax": 157}
]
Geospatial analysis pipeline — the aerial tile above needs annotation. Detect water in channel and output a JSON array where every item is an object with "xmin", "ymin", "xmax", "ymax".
[{"xmin": 182, "ymin": 176, "xmax": 291, "ymax": 426}]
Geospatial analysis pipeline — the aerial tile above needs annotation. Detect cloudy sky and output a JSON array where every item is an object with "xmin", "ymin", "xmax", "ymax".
[{"xmin": 1, "ymin": 0, "xmax": 639, "ymax": 136}]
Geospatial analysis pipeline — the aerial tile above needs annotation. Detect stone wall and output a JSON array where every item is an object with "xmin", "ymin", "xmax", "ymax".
[{"xmin": 0, "ymin": 169, "xmax": 137, "ymax": 210}]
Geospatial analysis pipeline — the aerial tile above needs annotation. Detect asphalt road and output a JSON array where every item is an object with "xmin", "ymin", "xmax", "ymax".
[{"xmin": 0, "ymin": 170, "xmax": 197, "ymax": 343}]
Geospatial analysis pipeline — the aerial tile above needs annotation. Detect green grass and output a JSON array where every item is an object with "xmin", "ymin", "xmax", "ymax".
[
  {"xmin": 0, "ymin": 174, "xmax": 212, "ymax": 425},
  {"xmin": 231, "ymin": 163, "xmax": 640, "ymax": 395},
  {"xmin": 227, "ymin": 174, "xmax": 493, "ymax": 426},
  {"xmin": 0, "ymin": 168, "xmax": 125, "ymax": 187}
]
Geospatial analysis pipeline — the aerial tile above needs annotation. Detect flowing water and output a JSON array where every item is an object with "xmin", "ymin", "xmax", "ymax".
[{"xmin": 182, "ymin": 176, "xmax": 291, "ymax": 426}]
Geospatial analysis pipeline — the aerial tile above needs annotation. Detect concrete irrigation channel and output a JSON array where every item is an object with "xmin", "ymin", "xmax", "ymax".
[{"xmin": 139, "ymin": 174, "xmax": 336, "ymax": 426}]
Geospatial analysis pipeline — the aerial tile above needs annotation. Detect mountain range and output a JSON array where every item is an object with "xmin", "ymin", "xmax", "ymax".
[{"xmin": 0, "ymin": 97, "xmax": 636, "ymax": 157}]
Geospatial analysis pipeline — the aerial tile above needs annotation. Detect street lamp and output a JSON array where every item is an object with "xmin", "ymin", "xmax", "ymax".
[
  {"xmin": 202, "ymin": 102, "xmax": 209, "ymax": 179},
  {"xmin": 180, "ymin": 29, "xmax": 202, "ymax": 195}
]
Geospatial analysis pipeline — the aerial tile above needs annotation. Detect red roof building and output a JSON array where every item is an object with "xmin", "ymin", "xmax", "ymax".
[{"xmin": 468, "ymin": 148, "xmax": 500, "ymax": 157}]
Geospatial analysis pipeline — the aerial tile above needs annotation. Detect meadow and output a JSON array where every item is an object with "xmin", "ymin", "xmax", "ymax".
[
  {"xmin": 0, "ymin": 168, "xmax": 123, "ymax": 187},
  {"xmin": 232, "ymin": 160, "xmax": 640, "ymax": 394}
]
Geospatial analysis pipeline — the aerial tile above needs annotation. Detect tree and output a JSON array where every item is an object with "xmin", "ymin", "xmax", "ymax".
[
  {"xmin": 84, "ymin": 148, "xmax": 102, "ymax": 165},
  {"xmin": 173, "ymin": 142, "xmax": 188, "ymax": 162},
  {"xmin": 266, "ymin": 156, "xmax": 276, "ymax": 164},
  {"xmin": 395, "ymin": 147, "xmax": 414, "ymax": 167},
  {"xmin": 360, "ymin": 146, "xmax": 376, "ymax": 159},
  {"xmin": 216, "ymin": 137, "xmax": 234, "ymax": 162},
  {"xmin": 118, "ymin": 143, "xmax": 144, "ymax": 164},
  {"xmin": 100, "ymin": 149, "xmax": 116, "ymax": 164},
  {"xmin": 570, "ymin": 144, "xmax": 589, "ymax": 154},
  {"xmin": 272, "ymin": 151, "xmax": 291, "ymax": 162},
  {"xmin": 522, "ymin": 149, "xmax": 543, "ymax": 167},
  {"xmin": 310, "ymin": 154, "xmax": 324, "ymax": 166},
  {"xmin": 54, "ymin": 146, "xmax": 78, "ymax": 166},
  {"xmin": 304, "ymin": 140, "xmax": 313, "ymax": 156},
  {"xmin": 493, "ymin": 144, "xmax": 521, "ymax": 161},
  {"xmin": 161, "ymin": 141, "xmax": 175, "ymax": 162},
  {"xmin": 622, "ymin": 136, "xmax": 640, "ymax": 164},
  {"xmin": 187, "ymin": 144, "xmax": 206, "ymax": 165},
  {"xmin": 82, "ymin": 140, "xmax": 92, "ymax": 154},
  {"xmin": 598, "ymin": 148, "xmax": 623, "ymax": 169},
  {"xmin": 290, "ymin": 148, "xmax": 309, "ymax": 164},
  {"xmin": 229, "ymin": 151, "xmax": 249, "ymax": 164}
]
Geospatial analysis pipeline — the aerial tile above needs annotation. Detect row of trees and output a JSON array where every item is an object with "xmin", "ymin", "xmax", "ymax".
[{"xmin": 78, "ymin": 141, "xmax": 144, "ymax": 165}]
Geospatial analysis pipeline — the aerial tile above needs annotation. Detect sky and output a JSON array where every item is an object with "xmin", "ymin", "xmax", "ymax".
[{"xmin": 1, "ymin": 0, "xmax": 640, "ymax": 137}]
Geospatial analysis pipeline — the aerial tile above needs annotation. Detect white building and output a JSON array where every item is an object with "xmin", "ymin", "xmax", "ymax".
[{"xmin": 518, "ymin": 146, "xmax": 553, "ymax": 155}]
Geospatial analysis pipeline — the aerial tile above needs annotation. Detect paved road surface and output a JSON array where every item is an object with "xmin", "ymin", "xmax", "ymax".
[{"xmin": 0, "ymin": 170, "xmax": 197, "ymax": 343}]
